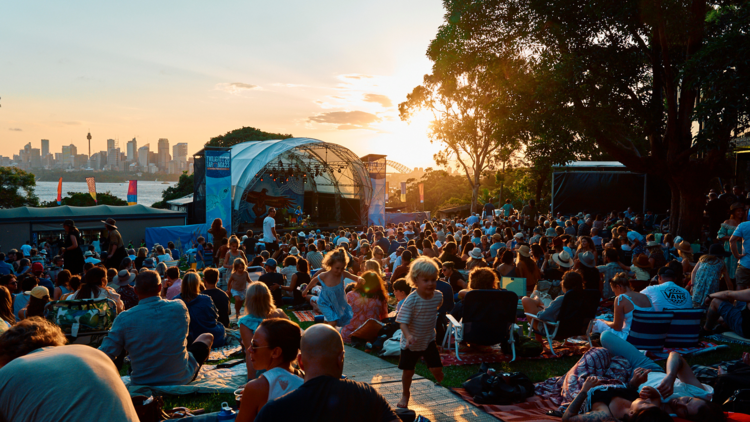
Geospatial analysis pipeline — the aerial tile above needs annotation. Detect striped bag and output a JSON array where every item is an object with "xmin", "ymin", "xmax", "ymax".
[{"xmin": 626, "ymin": 310, "xmax": 674, "ymax": 351}]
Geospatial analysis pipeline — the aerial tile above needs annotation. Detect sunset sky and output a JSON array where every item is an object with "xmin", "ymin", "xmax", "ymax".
[{"xmin": 0, "ymin": 1, "xmax": 446, "ymax": 169}]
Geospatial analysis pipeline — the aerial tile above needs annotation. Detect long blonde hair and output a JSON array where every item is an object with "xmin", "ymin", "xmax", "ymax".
[
  {"xmin": 364, "ymin": 259, "xmax": 382, "ymax": 275},
  {"xmin": 232, "ymin": 257, "xmax": 246, "ymax": 274},
  {"xmin": 181, "ymin": 272, "xmax": 203, "ymax": 303},
  {"xmin": 244, "ymin": 281, "xmax": 276, "ymax": 318}
]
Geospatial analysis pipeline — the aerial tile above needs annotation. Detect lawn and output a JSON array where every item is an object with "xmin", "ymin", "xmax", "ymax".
[{"xmin": 124, "ymin": 309, "xmax": 745, "ymax": 414}]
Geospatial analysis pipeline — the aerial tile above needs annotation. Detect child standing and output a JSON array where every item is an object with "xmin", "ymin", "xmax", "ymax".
[
  {"xmin": 396, "ymin": 257, "xmax": 444, "ymax": 408},
  {"xmin": 227, "ymin": 258, "xmax": 251, "ymax": 320},
  {"xmin": 301, "ymin": 248, "xmax": 362, "ymax": 327}
]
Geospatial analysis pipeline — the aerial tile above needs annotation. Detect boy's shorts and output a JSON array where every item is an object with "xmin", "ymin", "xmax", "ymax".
[{"xmin": 398, "ymin": 340, "xmax": 442, "ymax": 370}]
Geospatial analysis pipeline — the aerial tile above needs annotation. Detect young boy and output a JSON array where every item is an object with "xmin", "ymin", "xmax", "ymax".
[
  {"xmin": 202, "ymin": 268, "xmax": 230, "ymax": 327},
  {"xmin": 392, "ymin": 278, "xmax": 410, "ymax": 314},
  {"xmin": 395, "ymin": 257, "xmax": 444, "ymax": 408},
  {"xmin": 195, "ymin": 236, "xmax": 206, "ymax": 269}
]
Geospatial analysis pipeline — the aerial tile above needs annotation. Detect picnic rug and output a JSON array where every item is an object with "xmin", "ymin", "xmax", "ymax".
[
  {"xmin": 207, "ymin": 329, "xmax": 244, "ymax": 361},
  {"xmin": 292, "ymin": 310, "xmax": 319, "ymax": 322},
  {"xmin": 123, "ymin": 359, "xmax": 247, "ymax": 396},
  {"xmin": 707, "ymin": 331, "xmax": 750, "ymax": 346},
  {"xmin": 451, "ymin": 388, "xmax": 560, "ymax": 422},
  {"xmin": 646, "ymin": 341, "xmax": 728, "ymax": 360},
  {"xmin": 440, "ymin": 341, "xmax": 590, "ymax": 367}
]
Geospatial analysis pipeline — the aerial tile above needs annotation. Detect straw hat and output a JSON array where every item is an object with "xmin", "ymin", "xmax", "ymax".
[
  {"xmin": 578, "ymin": 251, "xmax": 595, "ymax": 268},
  {"xmin": 289, "ymin": 247, "xmax": 300, "ymax": 256},
  {"xmin": 115, "ymin": 269, "xmax": 136, "ymax": 286},
  {"xmin": 553, "ymin": 251, "xmax": 572, "ymax": 268},
  {"xmin": 469, "ymin": 247, "xmax": 483, "ymax": 260},
  {"xmin": 676, "ymin": 240, "xmax": 693, "ymax": 254},
  {"xmin": 633, "ymin": 254, "xmax": 652, "ymax": 269},
  {"xmin": 518, "ymin": 245, "xmax": 531, "ymax": 258},
  {"xmin": 101, "ymin": 218, "xmax": 118, "ymax": 230}
]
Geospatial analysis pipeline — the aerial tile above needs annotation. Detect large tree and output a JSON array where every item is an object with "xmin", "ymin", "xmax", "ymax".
[
  {"xmin": 430, "ymin": 0, "xmax": 750, "ymax": 239},
  {"xmin": 41, "ymin": 192, "xmax": 127, "ymax": 207},
  {"xmin": 206, "ymin": 126, "xmax": 293, "ymax": 148},
  {"xmin": 0, "ymin": 167, "xmax": 39, "ymax": 208},
  {"xmin": 152, "ymin": 171, "xmax": 194, "ymax": 209}
]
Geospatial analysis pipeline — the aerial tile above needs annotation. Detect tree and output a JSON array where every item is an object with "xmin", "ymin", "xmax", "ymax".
[
  {"xmin": 430, "ymin": 0, "xmax": 750, "ymax": 240},
  {"xmin": 152, "ymin": 171, "xmax": 194, "ymax": 209},
  {"xmin": 0, "ymin": 167, "xmax": 39, "ymax": 208},
  {"xmin": 41, "ymin": 192, "xmax": 127, "ymax": 207},
  {"xmin": 206, "ymin": 126, "xmax": 293, "ymax": 148}
]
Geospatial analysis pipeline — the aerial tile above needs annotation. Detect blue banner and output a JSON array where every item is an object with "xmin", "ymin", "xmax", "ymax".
[
  {"xmin": 205, "ymin": 149, "xmax": 232, "ymax": 238},
  {"xmin": 145, "ymin": 224, "xmax": 207, "ymax": 256}
]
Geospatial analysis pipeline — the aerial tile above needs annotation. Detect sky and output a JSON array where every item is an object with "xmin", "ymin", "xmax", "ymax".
[{"xmin": 0, "ymin": 1, "xmax": 447, "ymax": 170}]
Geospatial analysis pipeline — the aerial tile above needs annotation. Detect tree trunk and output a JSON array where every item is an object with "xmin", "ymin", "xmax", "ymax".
[
  {"xmin": 471, "ymin": 183, "xmax": 479, "ymax": 215},
  {"xmin": 671, "ymin": 172, "xmax": 708, "ymax": 242}
]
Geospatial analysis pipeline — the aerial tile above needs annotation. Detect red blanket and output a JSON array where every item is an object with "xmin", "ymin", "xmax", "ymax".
[
  {"xmin": 440, "ymin": 341, "xmax": 590, "ymax": 367},
  {"xmin": 452, "ymin": 388, "xmax": 560, "ymax": 422}
]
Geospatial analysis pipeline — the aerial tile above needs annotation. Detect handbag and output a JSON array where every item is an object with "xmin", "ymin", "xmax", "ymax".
[
  {"xmin": 131, "ymin": 395, "xmax": 168, "ymax": 422},
  {"xmin": 463, "ymin": 364, "xmax": 535, "ymax": 405}
]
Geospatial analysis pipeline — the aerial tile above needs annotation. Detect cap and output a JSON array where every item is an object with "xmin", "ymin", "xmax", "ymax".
[
  {"xmin": 31, "ymin": 262, "xmax": 44, "ymax": 272},
  {"xmin": 28, "ymin": 286, "xmax": 49, "ymax": 299},
  {"xmin": 265, "ymin": 258, "xmax": 277, "ymax": 268}
]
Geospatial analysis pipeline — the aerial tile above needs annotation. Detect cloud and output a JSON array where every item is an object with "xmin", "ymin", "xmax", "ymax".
[
  {"xmin": 215, "ymin": 82, "xmax": 261, "ymax": 94},
  {"xmin": 308, "ymin": 110, "xmax": 381, "ymax": 130},
  {"xmin": 363, "ymin": 93, "xmax": 392, "ymax": 107},
  {"xmin": 339, "ymin": 74, "xmax": 374, "ymax": 80},
  {"xmin": 8, "ymin": 128, "xmax": 22, "ymax": 132}
]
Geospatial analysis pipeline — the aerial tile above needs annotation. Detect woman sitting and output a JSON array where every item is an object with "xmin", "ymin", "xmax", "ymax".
[
  {"xmin": 522, "ymin": 271, "xmax": 583, "ymax": 342},
  {"xmin": 494, "ymin": 250, "xmax": 516, "ymax": 278},
  {"xmin": 239, "ymin": 282, "xmax": 288, "ymax": 380},
  {"xmin": 281, "ymin": 258, "xmax": 309, "ymax": 305},
  {"xmin": 340, "ymin": 271, "xmax": 389, "ymax": 343},
  {"xmin": 53, "ymin": 269, "xmax": 72, "ymax": 301},
  {"xmin": 690, "ymin": 244, "xmax": 731, "ymax": 308},
  {"xmin": 18, "ymin": 286, "xmax": 49, "ymax": 320},
  {"xmin": 67, "ymin": 267, "xmax": 124, "ymax": 313},
  {"xmin": 516, "ymin": 245, "xmax": 542, "ymax": 294},
  {"xmin": 452, "ymin": 267, "xmax": 499, "ymax": 320},
  {"xmin": 175, "ymin": 272, "xmax": 226, "ymax": 348},
  {"xmin": 391, "ymin": 250, "xmax": 413, "ymax": 282},
  {"xmin": 466, "ymin": 248, "xmax": 488, "ymax": 271},
  {"xmin": 236, "ymin": 318, "xmax": 304, "ymax": 422},
  {"xmin": 592, "ymin": 272, "xmax": 653, "ymax": 339},
  {"xmin": 154, "ymin": 245, "xmax": 172, "ymax": 263},
  {"xmin": 0, "ymin": 286, "xmax": 13, "ymax": 334}
]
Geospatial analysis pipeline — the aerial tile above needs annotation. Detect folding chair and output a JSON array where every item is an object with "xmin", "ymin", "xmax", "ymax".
[
  {"xmin": 626, "ymin": 310, "xmax": 674, "ymax": 351},
  {"xmin": 443, "ymin": 290, "xmax": 519, "ymax": 361},
  {"xmin": 45, "ymin": 298, "xmax": 118, "ymax": 348},
  {"xmin": 525, "ymin": 289, "xmax": 600, "ymax": 355}
]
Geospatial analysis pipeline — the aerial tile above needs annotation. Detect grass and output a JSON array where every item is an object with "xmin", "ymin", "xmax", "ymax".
[{"xmin": 127, "ymin": 309, "xmax": 747, "ymax": 413}]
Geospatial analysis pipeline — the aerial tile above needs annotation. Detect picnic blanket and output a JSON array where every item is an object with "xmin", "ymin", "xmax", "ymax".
[
  {"xmin": 292, "ymin": 310, "xmax": 319, "ymax": 322},
  {"xmin": 707, "ymin": 331, "xmax": 750, "ymax": 346},
  {"xmin": 452, "ymin": 389, "xmax": 560, "ymax": 422},
  {"xmin": 208, "ymin": 329, "xmax": 243, "ymax": 361},
  {"xmin": 646, "ymin": 341, "xmax": 728, "ymax": 360},
  {"xmin": 440, "ymin": 341, "xmax": 590, "ymax": 367},
  {"xmin": 123, "ymin": 359, "xmax": 247, "ymax": 396}
]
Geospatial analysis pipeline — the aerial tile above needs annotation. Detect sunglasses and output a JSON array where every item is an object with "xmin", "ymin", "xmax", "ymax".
[{"xmin": 248, "ymin": 342, "xmax": 272, "ymax": 352}]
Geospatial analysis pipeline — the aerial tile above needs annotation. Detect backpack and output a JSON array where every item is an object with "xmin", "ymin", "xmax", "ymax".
[{"xmin": 463, "ymin": 363, "xmax": 535, "ymax": 405}]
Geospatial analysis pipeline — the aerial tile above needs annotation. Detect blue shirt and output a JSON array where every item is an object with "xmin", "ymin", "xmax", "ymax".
[
  {"xmin": 388, "ymin": 240, "xmax": 401, "ymax": 255},
  {"xmin": 466, "ymin": 215, "xmax": 480, "ymax": 226},
  {"xmin": 99, "ymin": 296, "xmax": 199, "ymax": 386},
  {"xmin": 490, "ymin": 242, "xmax": 505, "ymax": 258},
  {"xmin": 733, "ymin": 221, "xmax": 750, "ymax": 268},
  {"xmin": 175, "ymin": 294, "xmax": 225, "ymax": 348},
  {"xmin": 0, "ymin": 261, "xmax": 14, "ymax": 275}
]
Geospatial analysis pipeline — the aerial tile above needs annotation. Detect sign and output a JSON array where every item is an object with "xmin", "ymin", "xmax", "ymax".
[
  {"xmin": 127, "ymin": 180, "xmax": 137, "ymax": 205},
  {"xmin": 400, "ymin": 181, "xmax": 407, "ymax": 203},
  {"xmin": 85, "ymin": 177, "xmax": 97, "ymax": 203},
  {"xmin": 56, "ymin": 177, "xmax": 62, "ymax": 205},
  {"xmin": 205, "ymin": 149, "xmax": 232, "ymax": 237},
  {"xmin": 419, "ymin": 183, "xmax": 424, "ymax": 203}
]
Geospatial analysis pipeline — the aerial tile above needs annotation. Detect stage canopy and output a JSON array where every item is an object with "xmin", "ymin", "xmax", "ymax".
[{"xmin": 223, "ymin": 138, "xmax": 372, "ymax": 230}]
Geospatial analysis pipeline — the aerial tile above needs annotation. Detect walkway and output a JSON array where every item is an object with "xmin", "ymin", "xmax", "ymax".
[{"xmin": 343, "ymin": 346, "xmax": 497, "ymax": 422}]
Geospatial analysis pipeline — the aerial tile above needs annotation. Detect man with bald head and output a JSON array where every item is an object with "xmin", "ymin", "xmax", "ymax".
[{"xmin": 256, "ymin": 324, "xmax": 400, "ymax": 422}]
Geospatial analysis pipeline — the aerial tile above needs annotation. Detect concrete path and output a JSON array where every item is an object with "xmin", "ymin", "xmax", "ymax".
[{"xmin": 343, "ymin": 346, "xmax": 497, "ymax": 422}]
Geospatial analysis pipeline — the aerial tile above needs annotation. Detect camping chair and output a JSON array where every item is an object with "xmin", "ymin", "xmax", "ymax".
[
  {"xmin": 442, "ymin": 290, "xmax": 519, "ymax": 361},
  {"xmin": 525, "ymin": 289, "xmax": 600, "ymax": 356},
  {"xmin": 45, "ymin": 298, "xmax": 118, "ymax": 348},
  {"xmin": 626, "ymin": 310, "xmax": 675, "ymax": 351}
]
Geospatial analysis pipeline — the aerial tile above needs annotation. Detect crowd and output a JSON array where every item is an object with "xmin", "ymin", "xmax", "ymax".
[{"xmin": 1, "ymin": 191, "xmax": 749, "ymax": 421}]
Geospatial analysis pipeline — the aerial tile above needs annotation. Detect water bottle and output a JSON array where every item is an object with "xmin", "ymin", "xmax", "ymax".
[{"xmin": 216, "ymin": 402, "xmax": 236, "ymax": 421}]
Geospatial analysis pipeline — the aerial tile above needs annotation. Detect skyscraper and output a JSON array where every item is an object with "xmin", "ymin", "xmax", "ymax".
[
  {"xmin": 127, "ymin": 138, "xmax": 138, "ymax": 162},
  {"xmin": 107, "ymin": 139, "xmax": 118, "ymax": 151},
  {"xmin": 138, "ymin": 144, "xmax": 150, "ymax": 169},
  {"xmin": 158, "ymin": 138, "xmax": 170, "ymax": 169},
  {"xmin": 41, "ymin": 139, "xmax": 49, "ymax": 157},
  {"xmin": 173, "ymin": 143, "xmax": 188, "ymax": 161}
]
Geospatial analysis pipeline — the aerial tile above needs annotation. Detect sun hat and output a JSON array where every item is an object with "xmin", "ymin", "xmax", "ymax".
[
  {"xmin": 142, "ymin": 258, "xmax": 156, "ymax": 269},
  {"xmin": 514, "ymin": 233, "xmax": 524, "ymax": 239},
  {"xmin": 518, "ymin": 245, "xmax": 531, "ymax": 257},
  {"xmin": 469, "ymin": 248, "xmax": 483, "ymax": 259},
  {"xmin": 116, "ymin": 269, "xmax": 136, "ymax": 286},
  {"xmin": 730, "ymin": 202, "xmax": 744, "ymax": 212},
  {"xmin": 578, "ymin": 251, "xmax": 595, "ymax": 268},
  {"xmin": 28, "ymin": 286, "xmax": 49, "ymax": 299},
  {"xmin": 633, "ymin": 254, "xmax": 652, "ymax": 269},
  {"xmin": 265, "ymin": 258, "xmax": 277, "ymax": 268},
  {"xmin": 646, "ymin": 241, "xmax": 661, "ymax": 248},
  {"xmin": 676, "ymin": 240, "xmax": 693, "ymax": 254},
  {"xmin": 289, "ymin": 247, "xmax": 300, "ymax": 256},
  {"xmin": 101, "ymin": 218, "xmax": 118, "ymax": 230},
  {"xmin": 31, "ymin": 262, "xmax": 44, "ymax": 273},
  {"xmin": 492, "ymin": 233, "xmax": 502, "ymax": 242},
  {"xmin": 553, "ymin": 251, "xmax": 572, "ymax": 268}
]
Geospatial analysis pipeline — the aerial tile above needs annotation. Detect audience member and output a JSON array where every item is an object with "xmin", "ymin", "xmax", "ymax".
[
  {"xmin": 239, "ymin": 282, "xmax": 289, "ymax": 380},
  {"xmin": 641, "ymin": 268, "xmax": 691, "ymax": 311},
  {"xmin": 202, "ymin": 268, "xmax": 231, "ymax": 328},
  {"xmin": 176, "ymin": 272, "xmax": 226, "ymax": 348},
  {"xmin": 341, "ymin": 271, "xmax": 389, "ymax": 343}
]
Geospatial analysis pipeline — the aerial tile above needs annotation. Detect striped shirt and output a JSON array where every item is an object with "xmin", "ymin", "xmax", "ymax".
[{"xmin": 396, "ymin": 290, "xmax": 443, "ymax": 351}]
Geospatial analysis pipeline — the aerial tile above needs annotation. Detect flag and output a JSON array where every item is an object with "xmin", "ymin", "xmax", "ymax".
[
  {"xmin": 400, "ymin": 181, "xmax": 406, "ymax": 202},
  {"xmin": 419, "ymin": 183, "xmax": 424, "ymax": 203},
  {"xmin": 86, "ymin": 177, "xmax": 97, "ymax": 203},
  {"xmin": 56, "ymin": 177, "xmax": 62, "ymax": 205},
  {"xmin": 127, "ymin": 180, "xmax": 137, "ymax": 205}
]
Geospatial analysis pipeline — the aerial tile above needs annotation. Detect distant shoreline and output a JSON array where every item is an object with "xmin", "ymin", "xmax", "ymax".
[{"xmin": 30, "ymin": 170, "xmax": 183, "ymax": 183}]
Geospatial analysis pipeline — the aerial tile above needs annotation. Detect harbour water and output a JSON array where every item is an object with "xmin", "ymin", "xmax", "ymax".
[{"xmin": 33, "ymin": 181, "xmax": 176, "ymax": 206}]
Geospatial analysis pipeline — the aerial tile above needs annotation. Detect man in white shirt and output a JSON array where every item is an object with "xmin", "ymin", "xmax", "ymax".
[
  {"xmin": 263, "ymin": 208, "xmax": 279, "ymax": 253},
  {"xmin": 84, "ymin": 251, "xmax": 101, "ymax": 265},
  {"xmin": 640, "ymin": 268, "xmax": 692, "ymax": 311}
]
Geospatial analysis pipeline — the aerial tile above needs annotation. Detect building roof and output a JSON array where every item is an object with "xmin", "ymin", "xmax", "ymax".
[
  {"xmin": 552, "ymin": 161, "xmax": 627, "ymax": 169},
  {"xmin": 0, "ymin": 204, "xmax": 185, "ymax": 223},
  {"xmin": 166, "ymin": 194, "xmax": 194, "ymax": 206}
]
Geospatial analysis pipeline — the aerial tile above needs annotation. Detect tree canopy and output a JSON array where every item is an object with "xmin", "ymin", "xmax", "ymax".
[
  {"xmin": 152, "ymin": 171, "xmax": 194, "ymax": 209},
  {"xmin": 206, "ymin": 126, "xmax": 293, "ymax": 148},
  {"xmin": 41, "ymin": 192, "xmax": 127, "ymax": 207},
  {"xmin": 0, "ymin": 167, "xmax": 39, "ymax": 208}
]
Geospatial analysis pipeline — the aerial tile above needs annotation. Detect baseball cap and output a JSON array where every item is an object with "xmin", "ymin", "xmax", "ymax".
[
  {"xmin": 265, "ymin": 258, "xmax": 277, "ymax": 268},
  {"xmin": 31, "ymin": 262, "xmax": 44, "ymax": 273},
  {"xmin": 657, "ymin": 267, "xmax": 675, "ymax": 278},
  {"xmin": 28, "ymin": 286, "xmax": 49, "ymax": 299}
]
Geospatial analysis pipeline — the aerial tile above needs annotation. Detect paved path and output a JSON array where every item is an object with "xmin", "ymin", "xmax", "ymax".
[{"xmin": 343, "ymin": 346, "xmax": 497, "ymax": 422}]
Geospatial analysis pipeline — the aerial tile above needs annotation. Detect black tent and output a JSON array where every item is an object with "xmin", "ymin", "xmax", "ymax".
[{"xmin": 552, "ymin": 161, "xmax": 671, "ymax": 216}]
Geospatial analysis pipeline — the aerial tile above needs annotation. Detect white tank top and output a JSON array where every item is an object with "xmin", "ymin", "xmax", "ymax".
[{"xmin": 262, "ymin": 367, "xmax": 303, "ymax": 401}]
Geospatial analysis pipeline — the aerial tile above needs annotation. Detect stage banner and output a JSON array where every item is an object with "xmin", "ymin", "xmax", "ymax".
[
  {"xmin": 419, "ymin": 183, "xmax": 424, "ymax": 203},
  {"xmin": 400, "ymin": 181, "xmax": 407, "ymax": 203},
  {"xmin": 205, "ymin": 149, "xmax": 232, "ymax": 238},
  {"xmin": 365, "ymin": 156, "xmax": 386, "ymax": 226},
  {"xmin": 239, "ymin": 178, "xmax": 304, "ymax": 227},
  {"xmin": 56, "ymin": 177, "xmax": 62, "ymax": 205},
  {"xmin": 86, "ymin": 177, "xmax": 97, "ymax": 203},
  {"xmin": 127, "ymin": 180, "xmax": 137, "ymax": 205},
  {"xmin": 145, "ymin": 224, "xmax": 207, "ymax": 257}
]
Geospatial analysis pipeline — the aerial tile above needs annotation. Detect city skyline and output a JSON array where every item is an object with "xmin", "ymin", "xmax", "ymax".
[{"xmin": 0, "ymin": 1, "xmax": 447, "ymax": 170}]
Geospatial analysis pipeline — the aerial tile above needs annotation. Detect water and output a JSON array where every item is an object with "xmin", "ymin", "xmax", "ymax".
[{"xmin": 34, "ymin": 181, "xmax": 176, "ymax": 206}]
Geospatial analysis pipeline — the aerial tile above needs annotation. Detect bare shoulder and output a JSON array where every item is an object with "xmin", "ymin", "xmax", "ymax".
[{"xmin": 272, "ymin": 308, "xmax": 289, "ymax": 319}]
